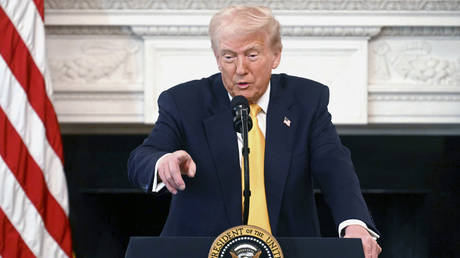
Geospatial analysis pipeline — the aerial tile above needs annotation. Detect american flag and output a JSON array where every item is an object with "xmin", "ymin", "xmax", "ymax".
[{"xmin": 0, "ymin": 0, "xmax": 72, "ymax": 257}]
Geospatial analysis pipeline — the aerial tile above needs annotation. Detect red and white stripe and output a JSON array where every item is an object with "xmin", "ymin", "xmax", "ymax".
[{"xmin": 0, "ymin": 0, "xmax": 72, "ymax": 257}]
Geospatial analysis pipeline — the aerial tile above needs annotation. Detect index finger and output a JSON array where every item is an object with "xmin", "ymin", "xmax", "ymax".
[
  {"xmin": 168, "ymin": 158, "xmax": 186, "ymax": 191},
  {"xmin": 185, "ymin": 158, "xmax": 196, "ymax": 178}
]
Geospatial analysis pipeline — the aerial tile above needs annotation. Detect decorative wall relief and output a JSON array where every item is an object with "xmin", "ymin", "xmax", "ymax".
[
  {"xmin": 370, "ymin": 39, "xmax": 460, "ymax": 86},
  {"xmin": 47, "ymin": 38, "xmax": 144, "ymax": 123},
  {"xmin": 47, "ymin": 39, "xmax": 141, "ymax": 84},
  {"xmin": 369, "ymin": 38, "xmax": 460, "ymax": 124}
]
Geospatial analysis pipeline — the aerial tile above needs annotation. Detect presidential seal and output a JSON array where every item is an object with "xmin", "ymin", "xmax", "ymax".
[{"xmin": 208, "ymin": 225, "xmax": 283, "ymax": 258}]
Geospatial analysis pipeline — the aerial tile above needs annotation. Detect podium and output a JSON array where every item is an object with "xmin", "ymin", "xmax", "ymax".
[{"xmin": 125, "ymin": 236, "xmax": 364, "ymax": 258}]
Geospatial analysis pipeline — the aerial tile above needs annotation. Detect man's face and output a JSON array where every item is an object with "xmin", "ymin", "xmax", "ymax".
[{"xmin": 214, "ymin": 32, "xmax": 281, "ymax": 104}]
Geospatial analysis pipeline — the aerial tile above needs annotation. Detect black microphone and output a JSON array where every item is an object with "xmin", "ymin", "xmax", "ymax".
[
  {"xmin": 231, "ymin": 96, "xmax": 253, "ymax": 133},
  {"xmin": 230, "ymin": 95, "xmax": 252, "ymax": 225}
]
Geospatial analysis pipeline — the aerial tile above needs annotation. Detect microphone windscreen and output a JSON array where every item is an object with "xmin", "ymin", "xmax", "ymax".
[
  {"xmin": 230, "ymin": 95, "xmax": 252, "ymax": 133},
  {"xmin": 231, "ymin": 95, "xmax": 249, "ymax": 110}
]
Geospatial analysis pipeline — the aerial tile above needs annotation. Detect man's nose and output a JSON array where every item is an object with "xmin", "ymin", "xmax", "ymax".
[{"xmin": 235, "ymin": 57, "xmax": 247, "ymax": 75}]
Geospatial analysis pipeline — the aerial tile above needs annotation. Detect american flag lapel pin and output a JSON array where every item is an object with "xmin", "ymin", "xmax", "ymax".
[{"xmin": 283, "ymin": 116, "xmax": 291, "ymax": 127}]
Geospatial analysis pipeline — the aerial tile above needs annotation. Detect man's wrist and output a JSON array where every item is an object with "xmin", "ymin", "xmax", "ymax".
[
  {"xmin": 338, "ymin": 219, "xmax": 380, "ymax": 240},
  {"xmin": 152, "ymin": 153, "xmax": 172, "ymax": 192}
]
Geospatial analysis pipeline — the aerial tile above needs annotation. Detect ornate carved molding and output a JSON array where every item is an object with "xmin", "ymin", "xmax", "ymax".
[
  {"xmin": 54, "ymin": 92, "xmax": 143, "ymax": 101},
  {"xmin": 378, "ymin": 27, "xmax": 460, "ymax": 37},
  {"xmin": 45, "ymin": 25, "xmax": 460, "ymax": 38},
  {"xmin": 131, "ymin": 25, "xmax": 381, "ymax": 37},
  {"xmin": 45, "ymin": 0, "xmax": 460, "ymax": 11},
  {"xmin": 282, "ymin": 26, "xmax": 381, "ymax": 37},
  {"xmin": 46, "ymin": 26, "xmax": 134, "ymax": 35},
  {"xmin": 131, "ymin": 25, "xmax": 208, "ymax": 36},
  {"xmin": 369, "ymin": 94, "xmax": 460, "ymax": 102}
]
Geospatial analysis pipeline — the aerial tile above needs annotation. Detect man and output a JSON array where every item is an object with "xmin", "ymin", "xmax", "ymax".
[{"xmin": 128, "ymin": 5, "xmax": 382, "ymax": 257}]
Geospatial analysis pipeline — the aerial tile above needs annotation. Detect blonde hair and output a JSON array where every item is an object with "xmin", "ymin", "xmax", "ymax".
[{"xmin": 209, "ymin": 5, "xmax": 282, "ymax": 53}]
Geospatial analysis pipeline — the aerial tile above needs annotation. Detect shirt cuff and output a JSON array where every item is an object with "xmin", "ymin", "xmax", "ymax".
[
  {"xmin": 151, "ymin": 153, "xmax": 171, "ymax": 192},
  {"xmin": 338, "ymin": 219, "xmax": 380, "ymax": 240}
]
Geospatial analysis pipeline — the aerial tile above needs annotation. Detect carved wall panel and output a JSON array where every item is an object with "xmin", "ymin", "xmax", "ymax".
[
  {"xmin": 369, "ymin": 39, "xmax": 460, "ymax": 86},
  {"xmin": 47, "ymin": 36, "xmax": 144, "ymax": 122},
  {"xmin": 47, "ymin": 37, "xmax": 142, "ymax": 86},
  {"xmin": 368, "ymin": 37, "xmax": 460, "ymax": 123}
]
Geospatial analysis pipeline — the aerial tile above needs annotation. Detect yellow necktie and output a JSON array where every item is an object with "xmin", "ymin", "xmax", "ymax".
[{"xmin": 241, "ymin": 104, "xmax": 271, "ymax": 233}]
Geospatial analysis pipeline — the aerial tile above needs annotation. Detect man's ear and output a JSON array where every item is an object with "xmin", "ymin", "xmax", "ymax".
[
  {"xmin": 213, "ymin": 49, "xmax": 221, "ymax": 68},
  {"xmin": 272, "ymin": 47, "xmax": 282, "ymax": 69}
]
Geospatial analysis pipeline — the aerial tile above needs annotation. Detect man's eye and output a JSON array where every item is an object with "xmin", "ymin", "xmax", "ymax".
[
  {"xmin": 248, "ymin": 54, "xmax": 258, "ymax": 60},
  {"xmin": 223, "ymin": 55, "xmax": 234, "ymax": 61}
]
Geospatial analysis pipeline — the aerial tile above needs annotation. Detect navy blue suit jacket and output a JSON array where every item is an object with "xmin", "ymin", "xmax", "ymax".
[{"xmin": 128, "ymin": 73, "xmax": 378, "ymax": 237}]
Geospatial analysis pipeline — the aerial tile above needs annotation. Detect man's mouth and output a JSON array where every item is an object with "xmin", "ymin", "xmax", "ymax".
[{"xmin": 236, "ymin": 82, "xmax": 250, "ymax": 89}]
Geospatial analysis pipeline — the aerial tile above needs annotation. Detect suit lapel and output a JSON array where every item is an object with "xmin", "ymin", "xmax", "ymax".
[
  {"xmin": 265, "ymin": 74, "xmax": 295, "ymax": 234},
  {"xmin": 203, "ymin": 76, "xmax": 242, "ymax": 227}
]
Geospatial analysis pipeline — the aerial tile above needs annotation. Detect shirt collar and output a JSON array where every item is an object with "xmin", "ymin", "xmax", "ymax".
[
  {"xmin": 257, "ymin": 83, "xmax": 270, "ymax": 114},
  {"xmin": 228, "ymin": 82, "xmax": 270, "ymax": 114}
]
